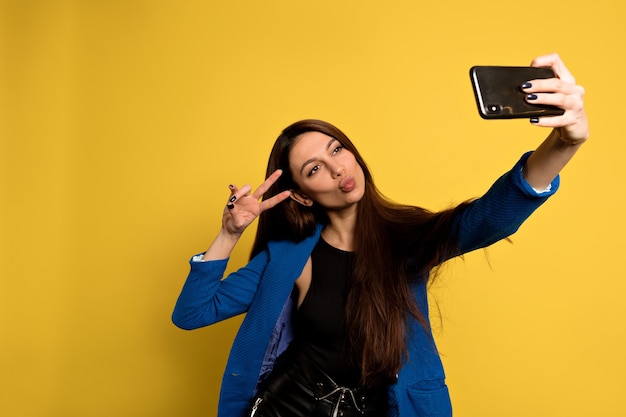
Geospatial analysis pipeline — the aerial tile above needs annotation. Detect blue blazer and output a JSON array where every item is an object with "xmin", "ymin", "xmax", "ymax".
[{"xmin": 173, "ymin": 152, "xmax": 558, "ymax": 417}]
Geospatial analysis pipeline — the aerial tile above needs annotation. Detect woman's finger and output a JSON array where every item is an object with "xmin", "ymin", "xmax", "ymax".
[
  {"xmin": 252, "ymin": 169, "xmax": 283, "ymax": 200},
  {"xmin": 260, "ymin": 190, "xmax": 292, "ymax": 212},
  {"xmin": 226, "ymin": 183, "xmax": 252, "ymax": 208},
  {"xmin": 527, "ymin": 91, "xmax": 584, "ymax": 113},
  {"xmin": 530, "ymin": 53, "xmax": 575, "ymax": 83},
  {"xmin": 522, "ymin": 77, "xmax": 580, "ymax": 95},
  {"xmin": 529, "ymin": 114, "xmax": 570, "ymax": 128}
]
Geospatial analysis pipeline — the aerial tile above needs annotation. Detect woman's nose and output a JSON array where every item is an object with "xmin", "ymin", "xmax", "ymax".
[{"xmin": 332, "ymin": 165, "xmax": 345, "ymax": 178}]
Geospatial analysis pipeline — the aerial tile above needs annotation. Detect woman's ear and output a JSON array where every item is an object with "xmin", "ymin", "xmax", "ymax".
[{"xmin": 289, "ymin": 190, "xmax": 314, "ymax": 207}]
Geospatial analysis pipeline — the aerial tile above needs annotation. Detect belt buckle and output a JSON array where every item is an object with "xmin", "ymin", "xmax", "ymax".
[{"xmin": 317, "ymin": 386, "xmax": 364, "ymax": 416}]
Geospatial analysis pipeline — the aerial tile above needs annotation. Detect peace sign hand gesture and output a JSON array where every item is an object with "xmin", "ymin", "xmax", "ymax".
[
  {"xmin": 200, "ymin": 170, "xmax": 291, "ymax": 262},
  {"xmin": 222, "ymin": 169, "xmax": 291, "ymax": 237}
]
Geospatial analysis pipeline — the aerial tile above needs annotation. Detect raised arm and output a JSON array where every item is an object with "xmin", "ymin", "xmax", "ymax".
[
  {"xmin": 172, "ymin": 170, "xmax": 291, "ymax": 329},
  {"xmin": 521, "ymin": 53, "xmax": 589, "ymax": 190}
]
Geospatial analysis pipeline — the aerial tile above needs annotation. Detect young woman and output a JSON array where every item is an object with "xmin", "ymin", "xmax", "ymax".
[{"xmin": 172, "ymin": 54, "xmax": 588, "ymax": 417}]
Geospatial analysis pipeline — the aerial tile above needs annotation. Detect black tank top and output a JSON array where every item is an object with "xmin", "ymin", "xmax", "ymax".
[{"xmin": 293, "ymin": 238, "xmax": 361, "ymax": 386}]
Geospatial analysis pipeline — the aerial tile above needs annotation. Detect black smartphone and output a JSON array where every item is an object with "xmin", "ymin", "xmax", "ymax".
[{"xmin": 469, "ymin": 66, "xmax": 565, "ymax": 119}]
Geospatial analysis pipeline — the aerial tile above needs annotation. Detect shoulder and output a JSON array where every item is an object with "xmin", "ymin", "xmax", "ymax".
[
  {"xmin": 256, "ymin": 225, "xmax": 322, "ymax": 282},
  {"xmin": 266, "ymin": 224, "xmax": 323, "ymax": 255}
]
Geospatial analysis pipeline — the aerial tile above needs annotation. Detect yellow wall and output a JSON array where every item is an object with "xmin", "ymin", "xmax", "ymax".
[{"xmin": 1, "ymin": 1, "xmax": 624, "ymax": 416}]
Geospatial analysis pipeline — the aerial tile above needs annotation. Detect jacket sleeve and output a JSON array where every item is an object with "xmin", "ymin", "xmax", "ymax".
[
  {"xmin": 171, "ymin": 250, "xmax": 269, "ymax": 330},
  {"xmin": 453, "ymin": 151, "xmax": 559, "ymax": 255}
]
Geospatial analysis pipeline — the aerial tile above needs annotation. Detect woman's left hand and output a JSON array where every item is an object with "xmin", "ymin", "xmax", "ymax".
[{"xmin": 522, "ymin": 53, "xmax": 589, "ymax": 145}]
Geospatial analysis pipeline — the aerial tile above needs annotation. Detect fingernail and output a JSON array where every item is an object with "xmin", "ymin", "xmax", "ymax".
[
  {"xmin": 229, "ymin": 195, "xmax": 237, "ymax": 203},
  {"xmin": 228, "ymin": 184, "xmax": 234, "ymax": 189},
  {"xmin": 521, "ymin": 82, "xmax": 532, "ymax": 89},
  {"xmin": 227, "ymin": 203, "xmax": 235, "ymax": 210},
  {"xmin": 530, "ymin": 118, "xmax": 539, "ymax": 124},
  {"xmin": 527, "ymin": 94, "xmax": 538, "ymax": 100}
]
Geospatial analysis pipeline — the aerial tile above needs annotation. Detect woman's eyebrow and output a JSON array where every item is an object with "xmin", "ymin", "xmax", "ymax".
[{"xmin": 299, "ymin": 138, "xmax": 338, "ymax": 175}]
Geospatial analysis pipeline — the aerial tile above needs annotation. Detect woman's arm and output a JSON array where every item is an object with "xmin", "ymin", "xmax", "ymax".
[
  {"xmin": 172, "ymin": 250, "xmax": 270, "ymax": 329},
  {"xmin": 172, "ymin": 170, "xmax": 291, "ymax": 329},
  {"xmin": 452, "ymin": 152, "xmax": 558, "ymax": 256},
  {"xmin": 521, "ymin": 53, "xmax": 589, "ymax": 190},
  {"xmin": 452, "ymin": 54, "xmax": 588, "ymax": 256}
]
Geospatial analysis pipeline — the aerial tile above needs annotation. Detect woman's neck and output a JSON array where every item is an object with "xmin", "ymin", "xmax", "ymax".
[{"xmin": 322, "ymin": 208, "xmax": 357, "ymax": 251}]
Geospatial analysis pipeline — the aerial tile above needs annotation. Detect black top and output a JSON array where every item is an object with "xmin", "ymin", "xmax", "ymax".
[{"xmin": 293, "ymin": 238, "xmax": 361, "ymax": 386}]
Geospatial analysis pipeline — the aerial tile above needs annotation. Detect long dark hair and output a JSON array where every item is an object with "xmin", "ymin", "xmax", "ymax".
[{"xmin": 251, "ymin": 119, "xmax": 470, "ymax": 387}]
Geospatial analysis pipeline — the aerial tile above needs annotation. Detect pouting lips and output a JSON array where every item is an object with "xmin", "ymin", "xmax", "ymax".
[{"xmin": 339, "ymin": 176, "xmax": 356, "ymax": 192}]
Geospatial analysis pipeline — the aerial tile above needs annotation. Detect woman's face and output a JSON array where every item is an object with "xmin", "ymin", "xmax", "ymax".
[{"xmin": 288, "ymin": 131, "xmax": 366, "ymax": 210}]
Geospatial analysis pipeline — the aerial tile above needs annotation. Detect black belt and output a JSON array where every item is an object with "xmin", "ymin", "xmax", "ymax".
[
  {"xmin": 317, "ymin": 386, "xmax": 367, "ymax": 417},
  {"xmin": 299, "ymin": 351, "xmax": 383, "ymax": 415},
  {"xmin": 251, "ymin": 348, "xmax": 387, "ymax": 417}
]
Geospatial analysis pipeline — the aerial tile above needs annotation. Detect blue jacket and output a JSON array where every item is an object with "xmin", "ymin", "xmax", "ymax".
[{"xmin": 173, "ymin": 152, "xmax": 559, "ymax": 417}]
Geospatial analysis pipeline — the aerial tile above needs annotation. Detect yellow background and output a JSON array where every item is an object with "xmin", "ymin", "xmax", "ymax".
[{"xmin": 1, "ymin": 1, "xmax": 624, "ymax": 416}]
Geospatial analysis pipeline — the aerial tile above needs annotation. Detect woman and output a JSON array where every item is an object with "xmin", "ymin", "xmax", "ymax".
[{"xmin": 172, "ymin": 53, "xmax": 588, "ymax": 417}]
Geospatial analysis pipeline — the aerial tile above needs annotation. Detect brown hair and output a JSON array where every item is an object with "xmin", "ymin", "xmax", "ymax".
[{"xmin": 251, "ymin": 119, "xmax": 470, "ymax": 387}]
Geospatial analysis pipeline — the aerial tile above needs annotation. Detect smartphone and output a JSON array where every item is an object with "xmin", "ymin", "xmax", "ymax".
[{"xmin": 469, "ymin": 66, "xmax": 565, "ymax": 119}]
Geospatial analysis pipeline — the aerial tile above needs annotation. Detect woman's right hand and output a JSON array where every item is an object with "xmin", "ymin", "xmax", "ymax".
[
  {"xmin": 201, "ymin": 170, "xmax": 291, "ymax": 261},
  {"xmin": 221, "ymin": 169, "xmax": 291, "ymax": 237}
]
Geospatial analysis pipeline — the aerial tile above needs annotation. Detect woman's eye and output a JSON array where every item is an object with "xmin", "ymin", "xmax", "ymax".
[
  {"xmin": 332, "ymin": 146, "xmax": 343, "ymax": 154},
  {"xmin": 308, "ymin": 165, "xmax": 320, "ymax": 176}
]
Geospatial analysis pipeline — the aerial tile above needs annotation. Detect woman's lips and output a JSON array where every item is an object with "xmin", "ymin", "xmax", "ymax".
[{"xmin": 340, "ymin": 176, "xmax": 356, "ymax": 192}]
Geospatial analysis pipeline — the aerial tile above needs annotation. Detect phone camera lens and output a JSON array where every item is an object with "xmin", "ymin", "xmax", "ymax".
[{"xmin": 487, "ymin": 104, "xmax": 502, "ymax": 114}]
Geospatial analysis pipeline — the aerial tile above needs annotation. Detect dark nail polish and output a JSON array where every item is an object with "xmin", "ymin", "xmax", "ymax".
[
  {"xmin": 227, "ymin": 203, "xmax": 235, "ymax": 210},
  {"xmin": 521, "ymin": 82, "xmax": 532, "ymax": 89},
  {"xmin": 228, "ymin": 184, "xmax": 234, "ymax": 189},
  {"xmin": 530, "ymin": 118, "xmax": 539, "ymax": 124},
  {"xmin": 229, "ymin": 195, "xmax": 237, "ymax": 203},
  {"xmin": 527, "ymin": 94, "xmax": 538, "ymax": 100}
]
